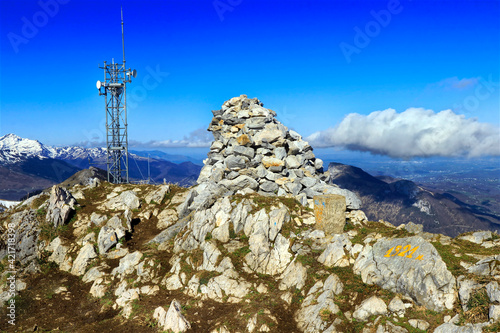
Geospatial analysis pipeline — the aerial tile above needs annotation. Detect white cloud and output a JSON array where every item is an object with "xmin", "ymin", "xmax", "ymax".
[
  {"xmin": 436, "ymin": 76, "xmax": 479, "ymax": 90},
  {"xmin": 307, "ymin": 108, "xmax": 500, "ymax": 158}
]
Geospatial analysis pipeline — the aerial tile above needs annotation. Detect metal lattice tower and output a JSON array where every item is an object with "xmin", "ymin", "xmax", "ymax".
[{"xmin": 96, "ymin": 8, "xmax": 136, "ymax": 184}]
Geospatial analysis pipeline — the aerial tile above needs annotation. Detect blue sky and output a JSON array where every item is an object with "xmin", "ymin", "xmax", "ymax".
[{"xmin": 0, "ymin": 0, "xmax": 499, "ymax": 159}]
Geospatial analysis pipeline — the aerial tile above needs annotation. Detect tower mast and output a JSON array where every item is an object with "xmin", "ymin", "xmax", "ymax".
[{"xmin": 96, "ymin": 8, "xmax": 137, "ymax": 184}]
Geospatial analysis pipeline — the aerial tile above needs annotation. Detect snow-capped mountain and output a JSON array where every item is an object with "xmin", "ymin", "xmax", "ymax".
[
  {"xmin": 0, "ymin": 133, "xmax": 107, "ymax": 165},
  {"xmin": 0, "ymin": 134, "xmax": 202, "ymax": 200}
]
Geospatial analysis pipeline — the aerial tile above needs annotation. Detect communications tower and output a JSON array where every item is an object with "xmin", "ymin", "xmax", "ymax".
[{"xmin": 96, "ymin": 8, "xmax": 137, "ymax": 184}]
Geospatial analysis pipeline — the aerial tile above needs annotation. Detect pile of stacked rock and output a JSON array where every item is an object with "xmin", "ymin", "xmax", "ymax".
[{"xmin": 179, "ymin": 95, "xmax": 360, "ymax": 218}]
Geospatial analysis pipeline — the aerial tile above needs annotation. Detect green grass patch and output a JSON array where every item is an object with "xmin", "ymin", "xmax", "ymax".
[
  {"xmin": 431, "ymin": 241, "xmax": 470, "ymax": 276},
  {"xmin": 198, "ymin": 271, "xmax": 220, "ymax": 288},
  {"xmin": 30, "ymin": 194, "xmax": 49, "ymax": 210},
  {"xmin": 484, "ymin": 321, "xmax": 500, "ymax": 332},
  {"xmin": 232, "ymin": 246, "xmax": 250, "ymax": 257},
  {"xmin": 462, "ymin": 288, "xmax": 490, "ymax": 324}
]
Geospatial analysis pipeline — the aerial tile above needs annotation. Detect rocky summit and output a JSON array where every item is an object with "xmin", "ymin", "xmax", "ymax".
[
  {"xmin": 0, "ymin": 96, "xmax": 499, "ymax": 333},
  {"xmin": 185, "ymin": 94, "xmax": 361, "ymax": 216}
]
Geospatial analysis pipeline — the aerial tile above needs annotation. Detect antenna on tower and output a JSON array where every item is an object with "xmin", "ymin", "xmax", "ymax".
[
  {"xmin": 121, "ymin": 6, "xmax": 126, "ymax": 65},
  {"xmin": 96, "ymin": 8, "xmax": 137, "ymax": 184}
]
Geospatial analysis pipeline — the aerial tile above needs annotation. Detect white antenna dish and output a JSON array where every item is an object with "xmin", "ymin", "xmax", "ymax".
[
  {"xmin": 96, "ymin": 80, "xmax": 102, "ymax": 89},
  {"xmin": 127, "ymin": 69, "xmax": 137, "ymax": 78}
]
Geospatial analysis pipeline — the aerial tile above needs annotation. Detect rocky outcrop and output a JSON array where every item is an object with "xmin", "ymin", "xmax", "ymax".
[
  {"xmin": 0, "ymin": 209, "xmax": 40, "ymax": 272},
  {"xmin": 467, "ymin": 254, "xmax": 500, "ymax": 276},
  {"xmin": 295, "ymin": 274, "xmax": 343, "ymax": 333},
  {"xmin": 353, "ymin": 295, "xmax": 388, "ymax": 321},
  {"xmin": 353, "ymin": 236, "xmax": 456, "ymax": 311},
  {"xmin": 153, "ymin": 300, "xmax": 191, "ymax": 332},
  {"xmin": 144, "ymin": 184, "xmax": 170, "ymax": 205},
  {"xmin": 317, "ymin": 233, "xmax": 353, "ymax": 267},
  {"xmin": 103, "ymin": 190, "xmax": 140, "ymax": 211},
  {"xmin": 71, "ymin": 243, "xmax": 97, "ymax": 276},
  {"xmin": 45, "ymin": 186, "xmax": 76, "ymax": 228}
]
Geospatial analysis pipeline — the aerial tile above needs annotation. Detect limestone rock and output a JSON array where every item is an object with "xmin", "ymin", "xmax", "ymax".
[
  {"xmin": 245, "ymin": 233, "xmax": 291, "ymax": 276},
  {"xmin": 202, "ymin": 272, "xmax": 252, "ymax": 302},
  {"xmin": 346, "ymin": 210, "xmax": 368, "ymax": 225},
  {"xmin": 243, "ymin": 208, "xmax": 292, "ymax": 275},
  {"xmin": 164, "ymin": 274, "xmax": 183, "ymax": 291},
  {"xmin": 90, "ymin": 212, "xmax": 107, "ymax": 226},
  {"xmin": 105, "ymin": 190, "xmax": 140, "ymax": 210},
  {"xmin": 388, "ymin": 296, "xmax": 406, "ymax": 317},
  {"xmin": 149, "ymin": 217, "xmax": 190, "ymax": 246},
  {"xmin": 457, "ymin": 276, "xmax": 480, "ymax": 311},
  {"xmin": 98, "ymin": 226, "xmax": 118, "ymax": 254},
  {"xmin": 434, "ymin": 322, "xmax": 488, "ymax": 332},
  {"xmin": 157, "ymin": 208, "xmax": 178, "ymax": 229},
  {"xmin": 486, "ymin": 281, "xmax": 500, "ymax": 303},
  {"xmin": 295, "ymin": 274, "xmax": 343, "ymax": 333},
  {"xmin": 253, "ymin": 123, "xmax": 286, "ymax": 145},
  {"xmin": 490, "ymin": 305, "xmax": 500, "ymax": 322},
  {"xmin": 225, "ymin": 155, "xmax": 248, "ymax": 171},
  {"xmin": 279, "ymin": 260, "xmax": 308, "ymax": 291},
  {"xmin": 164, "ymin": 299, "xmax": 191, "ymax": 332},
  {"xmin": 353, "ymin": 236, "xmax": 456, "ymax": 311},
  {"xmin": 353, "ymin": 296, "xmax": 387, "ymax": 321},
  {"xmin": 71, "ymin": 243, "xmax": 97, "ymax": 276},
  {"xmin": 144, "ymin": 185, "xmax": 170, "ymax": 205},
  {"xmin": 323, "ymin": 186, "xmax": 361, "ymax": 210},
  {"xmin": 220, "ymin": 175, "xmax": 259, "ymax": 192},
  {"xmin": 111, "ymin": 251, "xmax": 142, "ymax": 277},
  {"xmin": 408, "ymin": 319, "xmax": 430, "ymax": 330},
  {"xmin": 379, "ymin": 322, "xmax": 409, "ymax": 333},
  {"xmin": 90, "ymin": 278, "xmax": 108, "ymax": 298},
  {"xmin": 82, "ymin": 266, "xmax": 106, "ymax": 283},
  {"xmin": 47, "ymin": 237, "xmax": 70, "ymax": 266},
  {"xmin": 153, "ymin": 301, "xmax": 191, "ymax": 333},
  {"xmin": 318, "ymin": 233, "xmax": 352, "ymax": 267},
  {"xmin": 459, "ymin": 231, "xmax": 492, "ymax": 244},
  {"xmin": 45, "ymin": 186, "xmax": 76, "ymax": 228},
  {"xmin": 404, "ymin": 222, "xmax": 424, "ymax": 234},
  {"xmin": 467, "ymin": 254, "xmax": 500, "ymax": 276},
  {"xmin": 0, "ymin": 210, "xmax": 40, "ymax": 269}
]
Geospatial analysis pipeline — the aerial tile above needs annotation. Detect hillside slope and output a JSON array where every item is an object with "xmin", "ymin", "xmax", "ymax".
[
  {"xmin": 327, "ymin": 162, "xmax": 500, "ymax": 238},
  {"xmin": 0, "ymin": 157, "xmax": 81, "ymax": 200}
]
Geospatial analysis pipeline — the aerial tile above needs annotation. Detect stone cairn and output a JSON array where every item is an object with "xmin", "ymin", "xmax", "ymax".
[{"xmin": 179, "ymin": 95, "xmax": 360, "ymax": 219}]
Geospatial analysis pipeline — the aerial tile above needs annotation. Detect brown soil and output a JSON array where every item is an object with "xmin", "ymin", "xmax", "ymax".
[{"xmin": 0, "ymin": 268, "xmax": 153, "ymax": 333}]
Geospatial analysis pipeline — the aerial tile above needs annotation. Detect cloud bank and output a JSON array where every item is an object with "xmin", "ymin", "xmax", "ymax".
[{"xmin": 307, "ymin": 108, "xmax": 500, "ymax": 158}]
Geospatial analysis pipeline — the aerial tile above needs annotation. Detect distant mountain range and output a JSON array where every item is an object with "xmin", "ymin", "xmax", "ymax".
[
  {"xmin": 327, "ymin": 162, "xmax": 500, "ymax": 237},
  {"xmin": 2, "ymin": 134, "xmax": 499, "ymax": 238},
  {"xmin": 129, "ymin": 150, "xmax": 204, "ymax": 165},
  {"xmin": 0, "ymin": 134, "xmax": 202, "ymax": 200}
]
